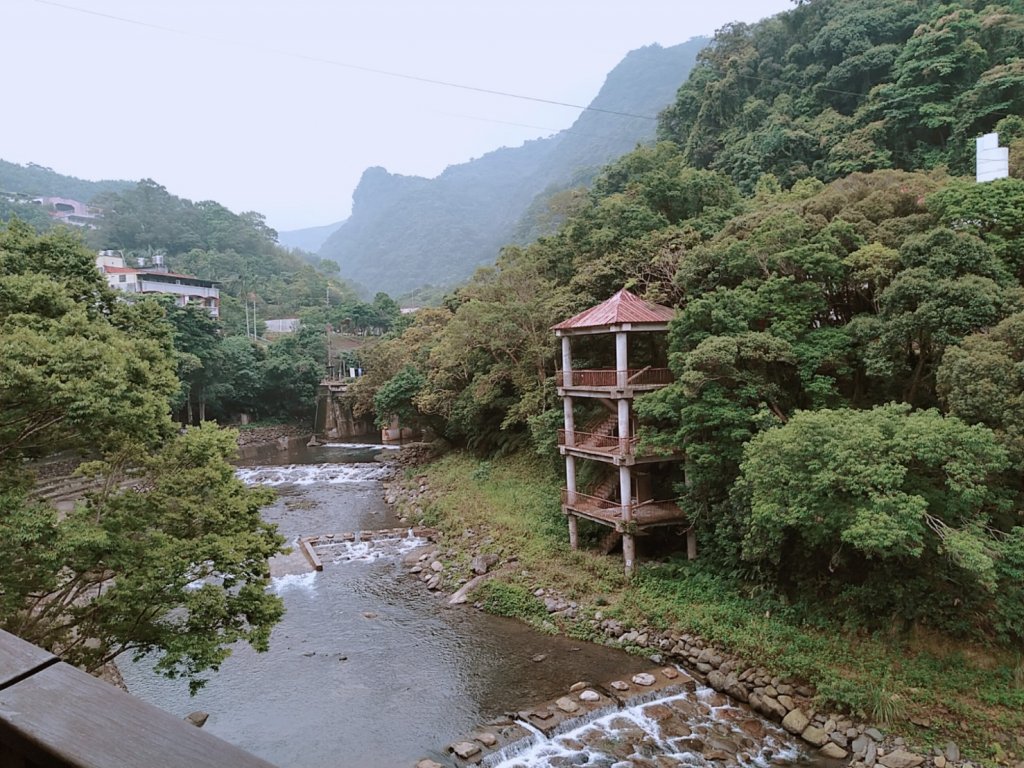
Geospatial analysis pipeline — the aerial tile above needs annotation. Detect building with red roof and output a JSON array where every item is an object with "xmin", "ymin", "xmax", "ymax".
[{"xmin": 553, "ymin": 289, "xmax": 690, "ymax": 575}]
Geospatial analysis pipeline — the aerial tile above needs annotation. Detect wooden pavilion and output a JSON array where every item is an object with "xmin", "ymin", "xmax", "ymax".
[{"xmin": 552, "ymin": 289, "xmax": 692, "ymax": 575}]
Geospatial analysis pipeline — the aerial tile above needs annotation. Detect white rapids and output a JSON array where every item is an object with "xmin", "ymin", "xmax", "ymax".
[
  {"xmin": 321, "ymin": 532, "xmax": 430, "ymax": 564},
  {"xmin": 488, "ymin": 687, "xmax": 803, "ymax": 768},
  {"xmin": 235, "ymin": 462, "xmax": 394, "ymax": 486}
]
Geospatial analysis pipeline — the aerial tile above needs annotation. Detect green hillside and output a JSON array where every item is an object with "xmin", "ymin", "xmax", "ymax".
[{"xmin": 0, "ymin": 159, "xmax": 133, "ymax": 202}]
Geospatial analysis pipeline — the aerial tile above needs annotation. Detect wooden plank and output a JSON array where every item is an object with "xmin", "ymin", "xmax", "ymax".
[
  {"xmin": 300, "ymin": 537, "xmax": 323, "ymax": 571},
  {"xmin": 0, "ymin": 661, "xmax": 277, "ymax": 768},
  {"xmin": 0, "ymin": 633, "xmax": 55, "ymax": 690}
]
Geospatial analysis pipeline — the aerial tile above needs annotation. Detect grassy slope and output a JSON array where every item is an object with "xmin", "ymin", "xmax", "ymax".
[{"xmin": 407, "ymin": 451, "xmax": 1024, "ymax": 761}]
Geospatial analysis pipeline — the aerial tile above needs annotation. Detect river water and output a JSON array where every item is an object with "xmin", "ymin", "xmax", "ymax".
[{"xmin": 120, "ymin": 442, "xmax": 817, "ymax": 768}]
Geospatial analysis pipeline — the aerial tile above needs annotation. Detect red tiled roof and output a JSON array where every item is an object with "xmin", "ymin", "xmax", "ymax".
[
  {"xmin": 102, "ymin": 266, "xmax": 138, "ymax": 274},
  {"xmin": 551, "ymin": 289, "xmax": 675, "ymax": 331}
]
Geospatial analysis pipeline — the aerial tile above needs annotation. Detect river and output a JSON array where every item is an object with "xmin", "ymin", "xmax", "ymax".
[{"xmin": 119, "ymin": 442, "xmax": 818, "ymax": 768}]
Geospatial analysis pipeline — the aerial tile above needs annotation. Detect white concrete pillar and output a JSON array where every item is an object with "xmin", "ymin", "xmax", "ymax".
[
  {"xmin": 568, "ymin": 515, "xmax": 579, "ymax": 550},
  {"xmin": 561, "ymin": 335, "xmax": 573, "ymax": 388},
  {"xmin": 619, "ymin": 464, "xmax": 635, "ymax": 575},
  {"xmin": 623, "ymin": 532, "xmax": 636, "ymax": 577},
  {"xmin": 565, "ymin": 455, "xmax": 577, "ymax": 505},
  {"xmin": 617, "ymin": 398, "xmax": 630, "ymax": 454},
  {"xmin": 563, "ymin": 396, "xmax": 575, "ymax": 446},
  {"xmin": 615, "ymin": 331, "xmax": 628, "ymax": 389},
  {"xmin": 687, "ymin": 528, "xmax": 697, "ymax": 560}
]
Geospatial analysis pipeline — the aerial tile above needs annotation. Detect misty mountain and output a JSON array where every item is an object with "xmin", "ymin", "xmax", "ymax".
[
  {"xmin": 318, "ymin": 39, "xmax": 708, "ymax": 296},
  {"xmin": 277, "ymin": 219, "xmax": 347, "ymax": 253},
  {"xmin": 0, "ymin": 160, "xmax": 134, "ymax": 202}
]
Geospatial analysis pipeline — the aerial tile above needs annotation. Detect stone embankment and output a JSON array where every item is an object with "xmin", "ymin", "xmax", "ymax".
[
  {"xmin": 235, "ymin": 424, "xmax": 309, "ymax": 448},
  {"xmin": 383, "ymin": 451, "xmax": 981, "ymax": 768}
]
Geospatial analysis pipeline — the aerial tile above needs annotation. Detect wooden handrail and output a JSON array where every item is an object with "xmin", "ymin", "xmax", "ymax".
[
  {"xmin": 557, "ymin": 429, "xmax": 636, "ymax": 454},
  {"xmin": 0, "ymin": 629, "xmax": 274, "ymax": 768},
  {"xmin": 555, "ymin": 368, "xmax": 673, "ymax": 388}
]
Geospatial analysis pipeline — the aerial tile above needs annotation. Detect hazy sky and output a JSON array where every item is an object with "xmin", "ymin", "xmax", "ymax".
[{"xmin": 3, "ymin": 0, "xmax": 792, "ymax": 231}]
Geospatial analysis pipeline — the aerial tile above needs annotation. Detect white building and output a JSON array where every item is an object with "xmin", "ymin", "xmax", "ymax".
[{"xmin": 96, "ymin": 251, "xmax": 220, "ymax": 317}]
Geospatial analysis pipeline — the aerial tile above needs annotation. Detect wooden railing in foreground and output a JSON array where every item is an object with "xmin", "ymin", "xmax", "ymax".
[{"xmin": 0, "ymin": 629, "xmax": 275, "ymax": 768}]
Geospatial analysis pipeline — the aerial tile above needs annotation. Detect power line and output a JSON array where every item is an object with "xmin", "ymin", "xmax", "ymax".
[{"xmin": 33, "ymin": 0, "xmax": 658, "ymax": 122}]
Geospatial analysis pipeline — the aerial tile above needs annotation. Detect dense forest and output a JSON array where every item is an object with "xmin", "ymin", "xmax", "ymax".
[{"xmin": 354, "ymin": 0, "xmax": 1024, "ymax": 650}]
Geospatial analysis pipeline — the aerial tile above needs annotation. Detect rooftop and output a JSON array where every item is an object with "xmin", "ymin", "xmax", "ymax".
[{"xmin": 551, "ymin": 289, "xmax": 675, "ymax": 333}]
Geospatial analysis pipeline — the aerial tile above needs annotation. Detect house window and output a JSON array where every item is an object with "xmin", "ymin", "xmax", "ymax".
[{"xmin": 118, "ymin": 274, "xmax": 126, "ymax": 283}]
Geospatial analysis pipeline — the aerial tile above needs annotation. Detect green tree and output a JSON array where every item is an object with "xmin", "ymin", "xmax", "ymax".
[
  {"xmin": 938, "ymin": 311, "xmax": 1024, "ymax": 467},
  {"xmin": 0, "ymin": 425, "xmax": 283, "ymax": 691},
  {"xmin": 0, "ymin": 224, "xmax": 284, "ymax": 689},
  {"xmin": 735, "ymin": 404, "xmax": 1013, "ymax": 635}
]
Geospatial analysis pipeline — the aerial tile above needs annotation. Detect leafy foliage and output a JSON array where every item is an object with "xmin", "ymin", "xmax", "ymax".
[
  {"xmin": 0, "ymin": 224, "xmax": 284, "ymax": 689},
  {"xmin": 659, "ymin": 0, "xmax": 1024, "ymax": 190}
]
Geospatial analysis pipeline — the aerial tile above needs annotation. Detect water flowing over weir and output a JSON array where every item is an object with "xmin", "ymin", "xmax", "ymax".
[
  {"xmin": 485, "ymin": 687, "xmax": 805, "ymax": 767},
  {"xmin": 118, "ymin": 443, "xmax": 819, "ymax": 768}
]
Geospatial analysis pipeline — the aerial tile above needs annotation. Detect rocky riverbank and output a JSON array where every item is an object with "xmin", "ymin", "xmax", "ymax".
[{"xmin": 383, "ymin": 449, "xmax": 995, "ymax": 768}]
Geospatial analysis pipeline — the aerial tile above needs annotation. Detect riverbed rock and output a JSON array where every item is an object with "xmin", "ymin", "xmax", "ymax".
[
  {"xmin": 184, "ymin": 711, "xmax": 209, "ymax": 728},
  {"xmin": 473, "ymin": 731, "xmax": 498, "ymax": 747},
  {"xmin": 865, "ymin": 739, "xmax": 878, "ymax": 767},
  {"xmin": 820, "ymin": 743, "xmax": 849, "ymax": 760},
  {"xmin": 450, "ymin": 741, "xmax": 481, "ymax": 759},
  {"xmin": 448, "ymin": 573, "xmax": 490, "ymax": 605},
  {"xmin": 555, "ymin": 696, "xmax": 580, "ymax": 713},
  {"xmin": 707, "ymin": 669, "xmax": 727, "ymax": 691},
  {"xmin": 760, "ymin": 695, "xmax": 787, "ymax": 720},
  {"xmin": 609, "ymin": 680, "xmax": 630, "ymax": 691},
  {"xmin": 878, "ymin": 750, "xmax": 925, "ymax": 768},
  {"xmin": 801, "ymin": 725, "xmax": 829, "ymax": 747},
  {"xmin": 852, "ymin": 735, "xmax": 869, "ymax": 757},
  {"xmin": 579, "ymin": 690, "xmax": 601, "ymax": 702},
  {"xmin": 430, "ymin": 561, "xmax": 444, "ymax": 572},
  {"xmin": 632, "ymin": 673, "xmax": 656, "ymax": 686},
  {"xmin": 945, "ymin": 743, "xmax": 961, "ymax": 763},
  {"xmin": 471, "ymin": 553, "xmax": 499, "ymax": 575},
  {"xmin": 416, "ymin": 760, "xmax": 444, "ymax": 768},
  {"xmin": 782, "ymin": 709, "xmax": 810, "ymax": 735}
]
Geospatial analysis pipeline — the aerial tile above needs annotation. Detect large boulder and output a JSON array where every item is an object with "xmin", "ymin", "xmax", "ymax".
[
  {"xmin": 782, "ymin": 709, "xmax": 810, "ymax": 735},
  {"xmin": 879, "ymin": 750, "xmax": 925, "ymax": 768}
]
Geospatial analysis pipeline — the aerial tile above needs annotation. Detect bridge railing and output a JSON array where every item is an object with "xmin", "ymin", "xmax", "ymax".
[{"xmin": 0, "ymin": 629, "xmax": 274, "ymax": 768}]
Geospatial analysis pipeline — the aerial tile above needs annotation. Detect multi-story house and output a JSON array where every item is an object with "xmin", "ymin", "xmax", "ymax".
[{"xmin": 96, "ymin": 251, "xmax": 220, "ymax": 317}]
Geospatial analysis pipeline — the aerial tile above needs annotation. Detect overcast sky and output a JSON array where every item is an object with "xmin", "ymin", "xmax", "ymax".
[{"xmin": 3, "ymin": 0, "xmax": 792, "ymax": 231}]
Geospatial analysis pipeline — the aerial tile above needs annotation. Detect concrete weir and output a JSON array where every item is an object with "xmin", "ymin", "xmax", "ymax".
[{"xmin": 420, "ymin": 666, "xmax": 700, "ymax": 768}]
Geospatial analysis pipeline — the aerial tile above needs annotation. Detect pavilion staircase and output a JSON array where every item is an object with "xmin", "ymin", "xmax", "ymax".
[
  {"xmin": 576, "ymin": 413, "xmax": 619, "ymax": 449},
  {"xmin": 586, "ymin": 472, "xmax": 619, "ymax": 503},
  {"xmin": 599, "ymin": 529, "xmax": 623, "ymax": 554}
]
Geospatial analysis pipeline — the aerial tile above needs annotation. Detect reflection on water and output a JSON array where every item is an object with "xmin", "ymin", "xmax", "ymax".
[{"xmin": 119, "ymin": 443, "xmax": 653, "ymax": 768}]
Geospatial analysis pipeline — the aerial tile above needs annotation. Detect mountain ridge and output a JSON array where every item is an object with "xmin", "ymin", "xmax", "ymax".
[{"xmin": 318, "ymin": 39, "xmax": 709, "ymax": 296}]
